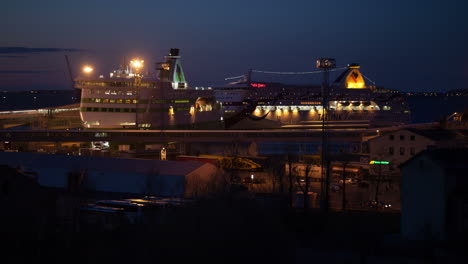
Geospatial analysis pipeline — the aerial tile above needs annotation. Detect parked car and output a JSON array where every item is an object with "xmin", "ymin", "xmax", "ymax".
[
  {"xmin": 362, "ymin": 200, "xmax": 392, "ymax": 209},
  {"xmin": 331, "ymin": 184, "xmax": 341, "ymax": 192}
]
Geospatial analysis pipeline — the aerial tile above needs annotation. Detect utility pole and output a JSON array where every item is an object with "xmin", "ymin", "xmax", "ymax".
[
  {"xmin": 130, "ymin": 59, "xmax": 144, "ymax": 129},
  {"xmin": 288, "ymin": 154, "xmax": 294, "ymax": 208},
  {"xmin": 342, "ymin": 160, "xmax": 349, "ymax": 211},
  {"xmin": 316, "ymin": 58, "xmax": 336, "ymax": 212},
  {"xmin": 375, "ymin": 162, "xmax": 382, "ymax": 211}
]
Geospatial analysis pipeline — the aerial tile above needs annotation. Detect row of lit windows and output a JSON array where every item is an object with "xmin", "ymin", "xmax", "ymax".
[
  {"xmin": 88, "ymin": 89, "xmax": 139, "ymax": 96},
  {"xmin": 81, "ymin": 98, "xmax": 193, "ymax": 104},
  {"xmin": 81, "ymin": 107, "xmax": 140, "ymax": 113},
  {"xmin": 82, "ymin": 98, "xmax": 138, "ymax": 104},
  {"xmin": 300, "ymin": 101, "xmax": 322, "ymax": 105},
  {"xmin": 78, "ymin": 81, "xmax": 157, "ymax": 88},
  {"xmin": 80, "ymin": 107, "xmax": 191, "ymax": 113}
]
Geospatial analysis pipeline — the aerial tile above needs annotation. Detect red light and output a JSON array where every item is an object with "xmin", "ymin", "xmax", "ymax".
[{"xmin": 250, "ymin": 83, "xmax": 266, "ymax": 88}]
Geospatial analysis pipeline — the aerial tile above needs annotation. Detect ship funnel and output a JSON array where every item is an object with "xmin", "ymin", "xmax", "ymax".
[
  {"xmin": 157, "ymin": 48, "xmax": 187, "ymax": 89},
  {"xmin": 333, "ymin": 63, "xmax": 367, "ymax": 89}
]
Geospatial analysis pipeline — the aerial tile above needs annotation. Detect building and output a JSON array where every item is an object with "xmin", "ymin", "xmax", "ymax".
[
  {"xmin": 0, "ymin": 165, "xmax": 56, "ymax": 235},
  {"xmin": 400, "ymin": 148, "xmax": 468, "ymax": 241},
  {"xmin": 0, "ymin": 152, "xmax": 222, "ymax": 198},
  {"xmin": 366, "ymin": 128, "xmax": 468, "ymax": 172}
]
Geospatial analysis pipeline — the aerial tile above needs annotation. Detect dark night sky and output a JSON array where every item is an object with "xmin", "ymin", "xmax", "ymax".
[{"xmin": 1, "ymin": 0, "xmax": 467, "ymax": 92}]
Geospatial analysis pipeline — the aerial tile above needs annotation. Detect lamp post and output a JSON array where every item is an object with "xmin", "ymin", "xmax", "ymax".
[
  {"xmin": 316, "ymin": 58, "xmax": 336, "ymax": 212},
  {"xmin": 130, "ymin": 59, "xmax": 144, "ymax": 128},
  {"xmin": 82, "ymin": 66, "xmax": 94, "ymax": 117}
]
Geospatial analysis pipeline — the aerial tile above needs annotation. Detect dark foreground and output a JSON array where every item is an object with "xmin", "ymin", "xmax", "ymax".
[{"xmin": 3, "ymin": 191, "xmax": 467, "ymax": 264}]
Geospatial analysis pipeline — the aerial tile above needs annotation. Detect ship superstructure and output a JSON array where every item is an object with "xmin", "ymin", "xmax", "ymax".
[
  {"xmin": 217, "ymin": 64, "xmax": 411, "ymax": 128},
  {"xmin": 75, "ymin": 49, "xmax": 222, "ymax": 129}
]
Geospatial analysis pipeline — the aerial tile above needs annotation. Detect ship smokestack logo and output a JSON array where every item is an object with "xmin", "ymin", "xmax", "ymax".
[
  {"xmin": 346, "ymin": 69, "xmax": 365, "ymax": 89},
  {"xmin": 334, "ymin": 63, "xmax": 367, "ymax": 89}
]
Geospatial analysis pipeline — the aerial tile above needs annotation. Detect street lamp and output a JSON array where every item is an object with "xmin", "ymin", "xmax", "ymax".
[
  {"xmin": 130, "ymin": 59, "xmax": 144, "ymax": 129},
  {"xmin": 130, "ymin": 59, "xmax": 144, "ymax": 75},
  {"xmin": 316, "ymin": 58, "xmax": 336, "ymax": 212},
  {"xmin": 83, "ymin": 66, "xmax": 94, "ymax": 74}
]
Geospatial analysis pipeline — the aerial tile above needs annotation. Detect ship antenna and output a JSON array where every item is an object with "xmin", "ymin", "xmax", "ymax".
[{"xmin": 246, "ymin": 68, "xmax": 252, "ymax": 83}]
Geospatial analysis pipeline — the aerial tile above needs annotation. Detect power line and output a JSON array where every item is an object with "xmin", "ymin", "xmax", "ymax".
[
  {"xmin": 224, "ymin": 67, "xmax": 346, "ymax": 80},
  {"xmin": 252, "ymin": 68, "xmax": 345, "ymax": 75},
  {"xmin": 224, "ymin": 75, "xmax": 245, "ymax": 80},
  {"xmin": 362, "ymin": 73, "xmax": 376, "ymax": 85}
]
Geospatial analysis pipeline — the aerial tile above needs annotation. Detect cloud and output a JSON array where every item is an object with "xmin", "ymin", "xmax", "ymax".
[
  {"xmin": 0, "ymin": 70, "xmax": 60, "ymax": 74},
  {"xmin": 0, "ymin": 47, "xmax": 84, "ymax": 54},
  {"xmin": 0, "ymin": 55, "xmax": 26, "ymax": 58}
]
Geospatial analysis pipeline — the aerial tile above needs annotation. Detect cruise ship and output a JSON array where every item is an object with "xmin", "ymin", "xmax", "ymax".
[
  {"xmin": 214, "ymin": 64, "xmax": 411, "ymax": 129},
  {"xmin": 75, "ymin": 49, "xmax": 222, "ymax": 129},
  {"xmin": 75, "ymin": 49, "xmax": 410, "ymax": 130}
]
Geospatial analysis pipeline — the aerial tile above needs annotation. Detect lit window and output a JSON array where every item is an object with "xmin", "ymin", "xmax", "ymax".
[
  {"xmin": 117, "ymin": 99, "xmax": 123, "ymax": 104},
  {"xmin": 95, "ymin": 98, "xmax": 101, "ymax": 103},
  {"xmin": 125, "ymin": 99, "xmax": 131, "ymax": 104},
  {"xmin": 110, "ymin": 99, "xmax": 115, "ymax": 103},
  {"xmin": 133, "ymin": 99, "xmax": 137, "ymax": 104},
  {"xmin": 105, "ymin": 90, "xmax": 111, "ymax": 95},
  {"xmin": 103, "ymin": 99, "xmax": 109, "ymax": 103},
  {"xmin": 126, "ymin": 91, "xmax": 133, "ymax": 95}
]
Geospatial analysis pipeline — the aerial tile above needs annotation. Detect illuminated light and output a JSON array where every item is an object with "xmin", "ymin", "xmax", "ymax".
[
  {"xmin": 250, "ymin": 83, "xmax": 266, "ymax": 88},
  {"xmin": 161, "ymin": 147, "xmax": 167, "ymax": 160},
  {"xmin": 347, "ymin": 82, "xmax": 366, "ymax": 89},
  {"xmin": 251, "ymin": 174, "xmax": 254, "ymax": 180},
  {"xmin": 169, "ymin": 106, "xmax": 174, "ymax": 115},
  {"xmin": 316, "ymin": 58, "xmax": 336, "ymax": 69},
  {"xmin": 369, "ymin": 160, "xmax": 390, "ymax": 165},
  {"xmin": 130, "ymin": 59, "xmax": 144, "ymax": 69},
  {"xmin": 83, "ymin": 66, "xmax": 94, "ymax": 73}
]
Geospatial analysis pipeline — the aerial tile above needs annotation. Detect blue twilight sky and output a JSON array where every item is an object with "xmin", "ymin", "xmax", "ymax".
[{"xmin": 1, "ymin": 0, "xmax": 467, "ymax": 92}]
